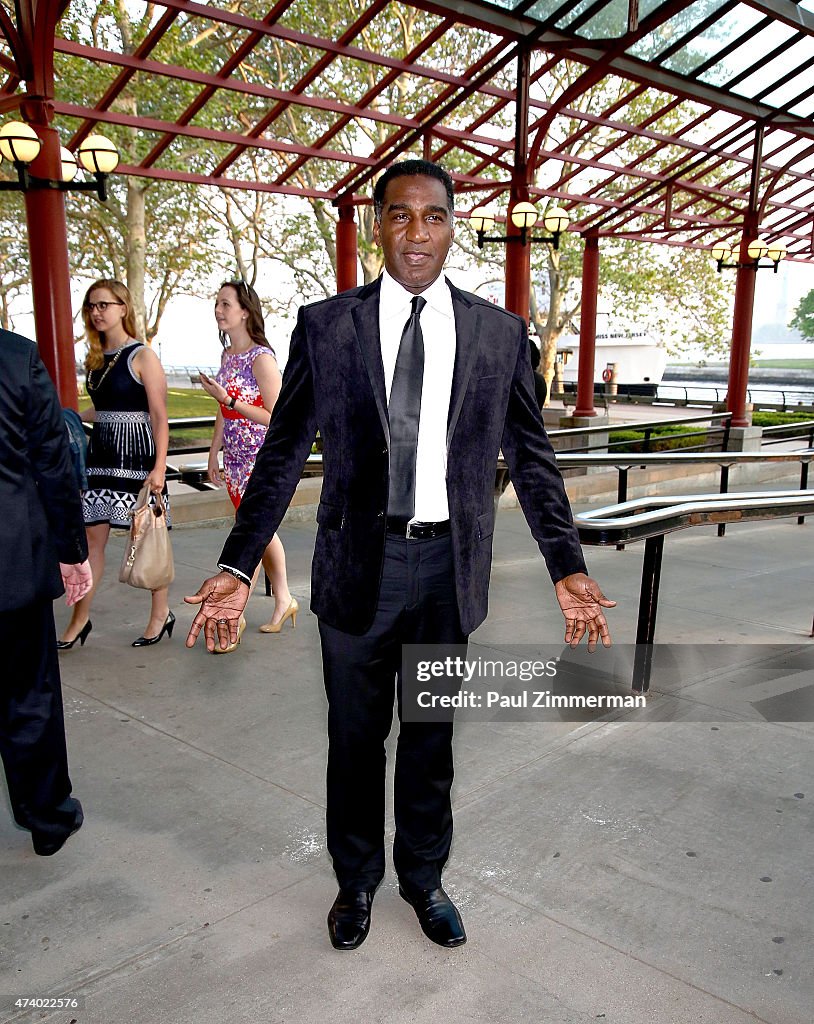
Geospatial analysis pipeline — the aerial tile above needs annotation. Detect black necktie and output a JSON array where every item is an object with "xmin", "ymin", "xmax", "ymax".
[{"xmin": 388, "ymin": 295, "xmax": 426, "ymax": 519}]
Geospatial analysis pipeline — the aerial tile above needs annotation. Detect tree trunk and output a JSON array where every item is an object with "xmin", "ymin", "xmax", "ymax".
[
  {"xmin": 126, "ymin": 181, "xmax": 148, "ymax": 344},
  {"xmin": 530, "ymin": 252, "xmax": 579, "ymax": 406},
  {"xmin": 359, "ymin": 205, "xmax": 383, "ymax": 284}
]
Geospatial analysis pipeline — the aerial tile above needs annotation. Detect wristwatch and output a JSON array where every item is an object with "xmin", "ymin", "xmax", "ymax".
[{"xmin": 228, "ymin": 395, "xmax": 237, "ymax": 409}]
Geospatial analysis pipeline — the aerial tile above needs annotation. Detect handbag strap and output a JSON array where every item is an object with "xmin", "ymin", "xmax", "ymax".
[{"xmin": 132, "ymin": 483, "xmax": 168, "ymax": 517}]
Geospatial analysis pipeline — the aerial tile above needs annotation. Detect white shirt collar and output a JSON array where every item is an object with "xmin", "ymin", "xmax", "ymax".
[{"xmin": 380, "ymin": 269, "xmax": 453, "ymax": 322}]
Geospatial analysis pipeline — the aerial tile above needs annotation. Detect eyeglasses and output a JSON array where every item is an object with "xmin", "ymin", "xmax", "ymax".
[{"xmin": 85, "ymin": 301, "xmax": 124, "ymax": 313}]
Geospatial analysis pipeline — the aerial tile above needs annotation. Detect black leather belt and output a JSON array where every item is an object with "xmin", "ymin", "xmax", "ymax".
[{"xmin": 386, "ymin": 518, "xmax": 451, "ymax": 540}]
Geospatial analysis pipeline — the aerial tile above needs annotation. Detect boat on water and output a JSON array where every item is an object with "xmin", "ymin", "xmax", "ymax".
[{"xmin": 556, "ymin": 330, "xmax": 668, "ymax": 397}]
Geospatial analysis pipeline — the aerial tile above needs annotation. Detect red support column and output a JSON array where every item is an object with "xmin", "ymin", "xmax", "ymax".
[
  {"xmin": 726, "ymin": 220, "xmax": 758, "ymax": 428},
  {"xmin": 504, "ymin": 241, "xmax": 531, "ymax": 321},
  {"xmin": 335, "ymin": 202, "xmax": 358, "ymax": 293},
  {"xmin": 574, "ymin": 234, "xmax": 599, "ymax": 418},
  {"xmin": 24, "ymin": 121, "xmax": 78, "ymax": 409},
  {"xmin": 505, "ymin": 48, "xmax": 531, "ymax": 322},
  {"xmin": 504, "ymin": 183, "xmax": 531, "ymax": 320}
]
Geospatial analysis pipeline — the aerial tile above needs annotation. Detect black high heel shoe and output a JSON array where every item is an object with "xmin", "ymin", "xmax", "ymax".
[
  {"xmin": 131, "ymin": 610, "xmax": 176, "ymax": 648},
  {"xmin": 56, "ymin": 621, "xmax": 92, "ymax": 650}
]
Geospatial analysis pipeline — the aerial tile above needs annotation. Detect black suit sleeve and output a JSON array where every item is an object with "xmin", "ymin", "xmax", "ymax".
[
  {"xmin": 499, "ymin": 320, "xmax": 587, "ymax": 583},
  {"xmin": 26, "ymin": 349, "xmax": 88, "ymax": 565}
]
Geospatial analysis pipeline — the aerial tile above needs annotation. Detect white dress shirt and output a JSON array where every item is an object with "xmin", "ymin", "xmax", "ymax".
[{"xmin": 379, "ymin": 270, "xmax": 455, "ymax": 523}]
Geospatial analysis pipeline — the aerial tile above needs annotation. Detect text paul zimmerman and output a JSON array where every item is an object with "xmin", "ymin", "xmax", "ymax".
[
  {"xmin": 411, "ymin": 656, "xmax": 647, "ymax": 710},
  {"xmin": 415, "ymin": 690, "xmax": 646, "ymax": 710}
]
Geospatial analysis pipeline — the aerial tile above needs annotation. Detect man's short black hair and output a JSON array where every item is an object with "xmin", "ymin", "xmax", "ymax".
[{"xmin": 373, "ymin": 159, "xmax": 455, "ymax": 221}]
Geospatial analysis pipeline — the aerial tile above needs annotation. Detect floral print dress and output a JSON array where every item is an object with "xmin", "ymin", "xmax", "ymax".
[{"xmin": 215, "ymin": 345, "xmax": 276, "ymax": 508}]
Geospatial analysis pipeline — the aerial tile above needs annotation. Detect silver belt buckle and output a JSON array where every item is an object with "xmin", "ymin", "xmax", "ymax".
[{"xmin": 405, "ymin": 521, "xmax": 417, "ymax": 539}]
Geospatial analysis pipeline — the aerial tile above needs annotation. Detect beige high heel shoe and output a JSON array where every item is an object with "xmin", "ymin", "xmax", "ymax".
[
  {"xmin": 259, "ymin": 597, "xmax": 298, "ymax": 633},
  {"xmin": 212, "ymin": 616, "xmax": 246, "ymax": 654}
]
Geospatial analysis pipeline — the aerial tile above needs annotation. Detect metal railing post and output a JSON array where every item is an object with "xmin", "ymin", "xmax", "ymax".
[
  {"xmin": 632, "ymin": 534, "xmax": 665, "ymax": 693},
  {"xmin": 718, "ymin": 464, "xmax": 730, "ymax": 537}
]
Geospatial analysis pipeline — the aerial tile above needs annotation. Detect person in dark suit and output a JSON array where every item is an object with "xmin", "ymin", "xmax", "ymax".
[
  {"xmin": 185, "ymin": 160, "xmax": 614, "ymax": 949},
  {"xmin": 0, "ymin": 328, "xmax": 92, "ymax": 856}
]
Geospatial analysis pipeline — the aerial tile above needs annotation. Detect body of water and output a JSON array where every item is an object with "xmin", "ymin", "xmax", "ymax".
[{"xmin": 658, "ymin": 379, "xmax": 814, "ymax": 408}]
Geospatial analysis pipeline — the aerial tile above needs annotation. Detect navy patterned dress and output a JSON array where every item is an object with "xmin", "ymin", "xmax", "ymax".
[{"xmin": 83, "ymin": 342, "xmax": 169, "ymax": 528}]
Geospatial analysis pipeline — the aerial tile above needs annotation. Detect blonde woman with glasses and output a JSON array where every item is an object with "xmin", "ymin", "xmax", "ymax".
[{"xmin": 58, "ymin": 278, "xmax": 173, "ymax": 650}]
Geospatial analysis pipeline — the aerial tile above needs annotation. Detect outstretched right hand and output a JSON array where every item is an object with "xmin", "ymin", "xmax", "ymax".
[{"xmin": 185, "ymin": 572, "xmax": 250, "ymax": 652}]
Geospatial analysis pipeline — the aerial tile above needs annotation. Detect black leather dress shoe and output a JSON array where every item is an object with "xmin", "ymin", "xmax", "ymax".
[
  {"xmin": 399, "ymin": 886, "xmax": 467, "ymax": 948},
  {"xmin": 31, "ymin": 804, "xmax": 84, "ymax": 857},
  {"xmin": 327, "ymin": 889, "xmax": 374, "ymax": 950}
]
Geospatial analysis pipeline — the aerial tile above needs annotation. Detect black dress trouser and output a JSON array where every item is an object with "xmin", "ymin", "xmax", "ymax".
[
  {"xmin": 0, "ymin": 599, "xmax": 82, "ymax": 845},
  {"xmin": 318, "ymin": 533, "xmax": 466, "ymax": 893}
]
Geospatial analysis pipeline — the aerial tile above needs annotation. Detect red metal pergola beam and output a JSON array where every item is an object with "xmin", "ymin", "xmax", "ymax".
[
  {"xmin": 111, "ymin": 163, "xmax": 336, "ymax": 200},
  {"xmin": 208, "ymin": 0, "xmax": 393, "ymax": 180},
  {"xmin": 47, "ymin": 2, "xmax": 814, "ymax": 243},
  {"xmin": 54, "ymin": 105, "xmax": 814, "ymax": 244},
  {"xmin": 54, "ymin": 101, "xmax": 379, "ymax": 168},
  {"xmin": 141, "ymin": 0, "xmax": 300, "ymax": 170},
  {"xmin": 275, "ymin": 15, "xmax": 460, "ymax": 189},
  {"xmin": 54, "ymin": 38, "xmax": 421, "ymax": 137},
  {"xmin": 67, "ymin": 8, "xmax": 180, "ymax": 150},
  {"xmin": 332, "ymin": 37, "xmax": 521, "ymax": 199}
]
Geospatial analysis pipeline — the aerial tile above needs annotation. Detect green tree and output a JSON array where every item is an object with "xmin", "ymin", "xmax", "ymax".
[
  {"xmin": 459, "ymin": 56, "xmax": 737, "ymax": 398},
  {"xmin": 593, "ymin": 238, "xmax": 733, "ymax": 356},
  {"xmin": 54, "ymin": 0, "xmax": 221, "ymax": 342},
  {"xmin": 0, "ymin": 194, "xmax": 32, "ymax": 331},
  {"xmin": 175, "ymin": 0, "xmax": 507, "ymax": 304},
  {"xmin": 789, "ymin": 288, "xmax": 814, "ymax": 341},
  {"xmin": 20, "ymin": 0, "xmax": 738, "ymax": 373}
]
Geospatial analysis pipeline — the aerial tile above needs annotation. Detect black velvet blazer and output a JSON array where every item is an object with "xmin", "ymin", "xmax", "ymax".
[
  {"xmin": 0, "ymin": 330, "xmax": 88, "ymax": 613},
  {"xmin": 221, "ymin": 277, "xmax": 587, "ymax": 635}
]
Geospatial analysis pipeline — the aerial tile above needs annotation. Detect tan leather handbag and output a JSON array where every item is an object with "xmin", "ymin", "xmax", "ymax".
[{"xmin": 119, "ymin": 483, "xmax": 175, "ymax": 590}]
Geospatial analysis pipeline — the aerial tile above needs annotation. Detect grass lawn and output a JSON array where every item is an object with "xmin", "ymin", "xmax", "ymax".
[
  {"xmin": 670, "ymin": 358, "xmax": 814, "ymax": 370},
  {"xmin": 751, "ymin": 359, "xmax": 814, "ymax": 369},
  {"xmin": 79, "ymin": 387, "xmax": 217, "ymax": 447}
]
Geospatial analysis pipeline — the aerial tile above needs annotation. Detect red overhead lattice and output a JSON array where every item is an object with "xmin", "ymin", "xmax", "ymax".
[{"xmin": 0, "ymin": 0, "xmax": 813, "ymax": 260}]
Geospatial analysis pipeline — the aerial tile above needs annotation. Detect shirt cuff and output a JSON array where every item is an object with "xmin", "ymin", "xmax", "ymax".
[{"xmin": 217, "ymin": 562, "xmax": 252, "ymax": 586}]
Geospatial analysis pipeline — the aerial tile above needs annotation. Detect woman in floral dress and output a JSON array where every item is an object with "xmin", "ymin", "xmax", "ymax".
[{"xmin": 200, "ymin": 281, "xmax": 295, "ymax": 644}]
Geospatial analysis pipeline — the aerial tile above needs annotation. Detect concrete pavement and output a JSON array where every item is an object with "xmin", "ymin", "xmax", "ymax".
[{"xmin": 1, "ymin": 503, "xmax": 812, "ymax": 1024}]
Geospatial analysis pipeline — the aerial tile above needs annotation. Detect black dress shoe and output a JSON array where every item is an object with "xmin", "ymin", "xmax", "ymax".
[
  {"xmin": 31, "ymin": 803, "xmax": 84, "ymax": 857},
  {"xmin": 399, "ymin": 886, "xmax": 467, "ymax": 948},
  {"xmin": 327, "ymin": 889, "xmax": 374, "ymax": 950}
]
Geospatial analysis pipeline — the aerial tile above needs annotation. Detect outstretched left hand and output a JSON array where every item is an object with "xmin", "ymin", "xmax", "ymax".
[
  {"xmin": 554, "ymin": 572, "xmax": 616, "ymax": 651},
  {"xmin": 60, "ymin": 560, "xmax": 93, "ymax": 606}
]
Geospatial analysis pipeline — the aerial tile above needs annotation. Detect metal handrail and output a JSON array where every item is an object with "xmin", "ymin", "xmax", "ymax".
[
  {"xmin": 553, "ymin": 450, "xmax": 813, "ymax": 532},
  {"xmin": 573, "ymin": 488, "xmax": 814, "ymax": 693},
  {"xmin": 575, "ymin": 490, "xmax": 814, "ymax": 543},
  {"xmin": 549, "ymin": 411, "xmax": 731, "ymax": 438},
  {"xmin": 557, "ymin": 383, "xmax": 814, "ymax": 413},
  {"xmin": 555, "ymin": 450, "xmax": 814, "ymax": 468}
]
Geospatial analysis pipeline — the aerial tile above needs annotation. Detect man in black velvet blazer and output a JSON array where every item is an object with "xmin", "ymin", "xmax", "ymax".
[
  {"xmin": 187, "ymin": 160, "xmax": 614, "ymax": 949},
  {"xmin": 0, "ymin": 328, "xmax": 92, "ymax": 856}
]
